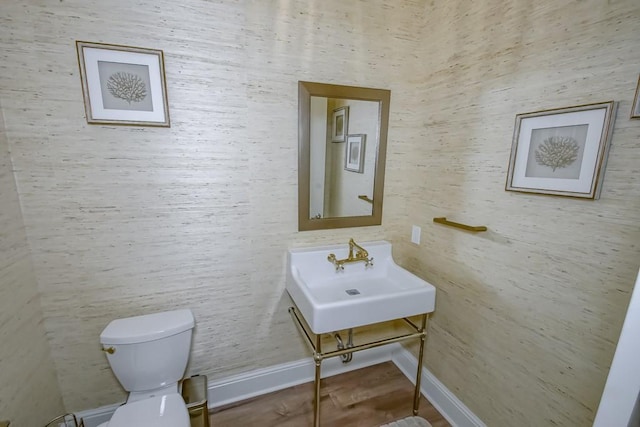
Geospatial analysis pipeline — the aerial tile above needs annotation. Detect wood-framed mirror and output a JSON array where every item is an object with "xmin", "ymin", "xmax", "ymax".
[{"xmin": 298, "ymin": 81, "xmax": 391, "ymax": 231}]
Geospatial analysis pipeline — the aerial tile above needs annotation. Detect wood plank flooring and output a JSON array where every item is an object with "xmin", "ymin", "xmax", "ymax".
[{"xmin": 209, "ymin": 361, "xmax": 450, "ymax": 427}]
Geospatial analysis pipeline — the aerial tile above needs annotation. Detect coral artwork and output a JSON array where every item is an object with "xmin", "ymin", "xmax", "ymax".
[
  {"xmin": 106, "ymin": 72, "xmax": 147, "ymax": 104},
  {"xmin": 534, "ymin": 136, "xmax": 579, "ymax": 172}
]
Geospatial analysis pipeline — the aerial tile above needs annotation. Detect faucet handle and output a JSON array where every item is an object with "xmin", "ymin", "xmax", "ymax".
[{"xmin": 365, "ymin": 257, "xmax": 374, "ymax": 267}]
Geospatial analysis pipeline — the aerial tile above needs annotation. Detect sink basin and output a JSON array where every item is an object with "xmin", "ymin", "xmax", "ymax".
[{"xmin": 286, "ymin": 241, "xmax": 436, "ymax": 334}]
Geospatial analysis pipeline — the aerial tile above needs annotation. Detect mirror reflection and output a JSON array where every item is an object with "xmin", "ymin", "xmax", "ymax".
[
  {"xmin": 298, "ymin": 82, "xmax": 390, "ymax": 231},
  {"xmin": 309, "ymin": 97, "xmax": 379, "ymax": 219}
]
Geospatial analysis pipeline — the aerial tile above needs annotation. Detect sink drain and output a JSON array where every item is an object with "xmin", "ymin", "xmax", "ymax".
[{"xmin": 345, "ymin": 289, "xmax": 360, "ymax": 295}]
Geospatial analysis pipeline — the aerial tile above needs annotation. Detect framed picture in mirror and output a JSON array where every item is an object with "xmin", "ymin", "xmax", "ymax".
[
  {"xmin": 345, "ymin": 134, "xmax": 366, "ymax": 173},
  {"xmin": 331, "ymin": 106, "xmax": 349, "ymax": 142}
]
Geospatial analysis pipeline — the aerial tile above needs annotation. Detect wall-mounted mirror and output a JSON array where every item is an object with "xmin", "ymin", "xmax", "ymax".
[{"xmin": 298, "ymin": 81, "xmax": 390, "ymax": 231}]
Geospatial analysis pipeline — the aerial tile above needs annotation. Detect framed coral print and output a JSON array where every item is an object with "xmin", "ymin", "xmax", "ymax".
[
  {"xmin": 345, "ymin": 134, "xmax": 366, "ymax": 173},
  {"xmin": 331, "ymin": 106, "xmax": 349, "ymax": 142},
  {"xmin": 631, "ymin": 74, "xmax": 640, "ymax": 119},
  {"xmin": 76, "ymin": 41, "xmax": 170, "ymax": 126},
  {"xmin": 506, "ymin": 101, "xmax": 616, "ymax": 199}
]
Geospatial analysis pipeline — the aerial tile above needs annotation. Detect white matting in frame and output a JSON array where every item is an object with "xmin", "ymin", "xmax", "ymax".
[
  {"xmin": 76, "ymin": 41, "xmax": 170, "ymax": 127},
  {"xmin": 506, "ymin": 101, "xmax": 616, "ymax": 199}
]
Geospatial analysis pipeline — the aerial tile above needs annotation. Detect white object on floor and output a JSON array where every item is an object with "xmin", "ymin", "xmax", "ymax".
[{"xmin": 381, "ymin": 416, "xmax": 432, "ymax": 427}]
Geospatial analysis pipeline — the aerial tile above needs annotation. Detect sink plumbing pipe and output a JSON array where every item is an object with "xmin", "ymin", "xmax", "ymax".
[{"xmin": 334, "ymin": 329, "xmax": 354, "ymax": 363}]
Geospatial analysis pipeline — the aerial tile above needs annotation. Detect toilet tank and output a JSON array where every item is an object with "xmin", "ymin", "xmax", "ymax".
[{"xmin": 100, "ymin": 309, "xmax": 195, "ymax": 393}]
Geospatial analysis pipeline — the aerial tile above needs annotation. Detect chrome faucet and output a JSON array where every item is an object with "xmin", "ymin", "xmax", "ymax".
[{"xmin": 327, "ymin": 238, "xmax": 374, "ymax": 271}]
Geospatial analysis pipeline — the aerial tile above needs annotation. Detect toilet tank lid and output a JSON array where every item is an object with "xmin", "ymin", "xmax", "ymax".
[{"xmin": 100, "ymin": 309, "xmax": 195, "ymax": 345}]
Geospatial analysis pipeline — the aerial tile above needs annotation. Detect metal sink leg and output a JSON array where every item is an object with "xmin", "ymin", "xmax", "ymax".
[
  {"xmin": 313, "ymin": 334, "xmax": 322, "ymax": 427},
  {"xmin": 413, "ymin": 314, "xmax": 428, "ymax": 415},
  {"xmin": 288, "ymin": 307, "xmax": 429, "ymax": 426}
]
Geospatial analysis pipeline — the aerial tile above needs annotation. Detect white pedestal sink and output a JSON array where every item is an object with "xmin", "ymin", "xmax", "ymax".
[
  {"xmin": 286, "ymin": 240, "xmax": 436, "ymax": 334},
  {"xmin": 285, "ymin": 240, "xmax": 437, "ymax": 427}
]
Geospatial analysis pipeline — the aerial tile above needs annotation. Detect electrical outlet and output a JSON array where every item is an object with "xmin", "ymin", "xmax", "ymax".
[{"xmin": 411, "ymin": 225, "xmax": 421, "ymax": 244}]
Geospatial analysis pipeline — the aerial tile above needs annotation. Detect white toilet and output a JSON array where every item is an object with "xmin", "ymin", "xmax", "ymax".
[{"xmin": 97, "ymin": 309, "xmax": 195, "ymax": 427}]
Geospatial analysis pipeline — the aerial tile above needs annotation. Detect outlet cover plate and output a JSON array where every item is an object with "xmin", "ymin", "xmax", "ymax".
[{"xmin": 411, "ymin": 225, "xmax": 421, "ymax": 244}]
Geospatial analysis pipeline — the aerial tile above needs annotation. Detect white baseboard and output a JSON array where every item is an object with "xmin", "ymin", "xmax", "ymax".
[
  {"xmin": 391, "ymin": 346, "xmax": 486, "ymax": 427},
  {"xmin": 208, "ymin": 343, "xmax": 396, "ymax": 408},
  {"xmin": 76, "ymin": 343, "xmax": 484, "ymax": 427},
  {"xmin": 76, "ymin": 344, "xmax": 395, "ymax": 427}
]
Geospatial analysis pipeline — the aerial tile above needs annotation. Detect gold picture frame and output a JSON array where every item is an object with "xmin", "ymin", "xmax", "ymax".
[
  {"xmin": 631, "ymin": 74, "xmax": 640, "ymax": 119},
  {"xmin": 331, "ymin": 106, "xmax": 349, "ymax": 142},
  {"xmin": 76, "ymin": 41, "xmax": 170, "ymax": 127},
  {"xmin": 506, "ymin": 101, "xmax": 616, "ymax": 199}
]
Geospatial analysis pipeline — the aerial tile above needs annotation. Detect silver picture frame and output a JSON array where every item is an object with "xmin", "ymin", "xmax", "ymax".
[{"xmin": 345, "ymin": 134, "xmax": 366, "ymax": 173}]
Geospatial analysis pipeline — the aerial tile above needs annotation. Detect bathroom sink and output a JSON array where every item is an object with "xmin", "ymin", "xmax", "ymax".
[{"xmin": 286, "ymin": 241, "xmax": 436, "ymax": 334}]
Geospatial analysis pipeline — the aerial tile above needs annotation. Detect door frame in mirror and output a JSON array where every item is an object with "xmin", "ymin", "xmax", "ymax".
[{"xmin": 298, "ymin": 81, "xmax": 390, "ymax": 231}]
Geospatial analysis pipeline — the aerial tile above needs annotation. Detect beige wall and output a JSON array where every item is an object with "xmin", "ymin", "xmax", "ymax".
[
  {"xmin": 389, "ymin": 1, "xmax": 640, "ymax": 426},
  {"xmin": 0, "ymin": 0, "xmax": 423, "ymax": 412},
  {"xmin": 0, "ymin": 1, "xmax": 639, "ymax": 426},
  {"xmin": 0, "ymin": 103, "xmax": 64, "ymax": 424}
]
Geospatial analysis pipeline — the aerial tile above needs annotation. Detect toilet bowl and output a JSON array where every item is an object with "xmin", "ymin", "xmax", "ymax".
[
  {"xmin": 97, "ymin": 309, "xmax": 195, "ymax": 427},
  {"xmin": 96, "ymin": 394, "xmax": 190, "ymax": 427}
]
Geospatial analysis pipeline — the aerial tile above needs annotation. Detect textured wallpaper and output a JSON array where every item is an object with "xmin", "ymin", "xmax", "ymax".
[
  {"xmin": 0, "ymin": 105, "xmax": 64, "ymax": 425},
  {"xmin": 0, "ymin": 0, "xmax": 420, "ymax": 413},
  {"xmin": 0, "ymin": 1, "xmax": 639, "ymax": 426},
  {"xmin": 388, "ymin": 2, "xmax": 640, "ymax": 426}
]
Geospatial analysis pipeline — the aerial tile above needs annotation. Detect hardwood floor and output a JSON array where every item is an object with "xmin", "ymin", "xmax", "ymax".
[{"xmin": 209, "ymin": 361, "xmax": 450, "ymax": 427}]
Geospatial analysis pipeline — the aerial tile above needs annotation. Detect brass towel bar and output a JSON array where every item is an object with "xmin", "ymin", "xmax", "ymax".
[
  {"xmin": 433, "ymin": 217, "xmax": 487, "ymax": 232},
  {"xmin": 358, "ymin": 195, "xmax": 374, "ymax": 204}
]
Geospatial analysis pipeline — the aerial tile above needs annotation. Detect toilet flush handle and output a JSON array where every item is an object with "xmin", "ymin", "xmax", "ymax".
[{"xmin": 101, "ymin": 346, "xmax": 115, "ymax": 354}]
